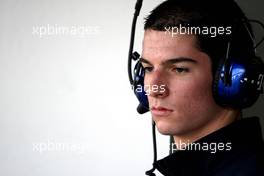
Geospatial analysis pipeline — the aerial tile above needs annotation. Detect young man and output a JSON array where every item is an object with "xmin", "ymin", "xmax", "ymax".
[{"xmin": 140, "ymin": 0, "xmax": 264, "ymax": 175}]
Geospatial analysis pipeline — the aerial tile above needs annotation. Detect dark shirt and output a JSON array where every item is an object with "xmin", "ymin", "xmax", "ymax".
[{"xmin": 153, "ymin": 117, "xmax": 264, "ymax": 176}]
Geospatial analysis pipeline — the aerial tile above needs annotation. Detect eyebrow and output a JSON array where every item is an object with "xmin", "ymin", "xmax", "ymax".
[{"xmin": 139, "ymin": 57, "xmax": 197, "ymax": 66}]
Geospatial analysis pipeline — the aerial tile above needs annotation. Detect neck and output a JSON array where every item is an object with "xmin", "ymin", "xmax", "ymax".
[{"xmin": 173, "ymin": 109, "xmax": 241, "ymax": 150}]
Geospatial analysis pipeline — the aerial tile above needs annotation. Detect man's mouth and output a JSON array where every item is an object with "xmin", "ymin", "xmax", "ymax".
[{"xmin": 151, "ymin": 106, "xmax": 173, "ymax": 117}]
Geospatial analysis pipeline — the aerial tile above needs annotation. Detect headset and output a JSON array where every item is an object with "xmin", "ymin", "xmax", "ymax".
[
  {"xmin": 128, "ymin": 0, "xmax": 149, "ymax": 114},
  {"xmin": 128, "ymin": 2, "xmax": 264, "ymax": 114},
  {"xmin": 128, "ymin": 0, "xmax": 264, "ymax": 175}
]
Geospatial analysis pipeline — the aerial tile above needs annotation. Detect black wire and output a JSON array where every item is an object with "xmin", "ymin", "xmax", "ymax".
[
  {"xmin": 128, "ymin": 0, "xmax": 143, "ymax": 85},
  {"xmin": 145, "ymin": 120, "xmax": 157, "ymax": 176},
  {"xmin": 248, "ymin": 19, "xmax": 264, "ymax": 49},
  {"xmin": 169, "ymin": 135, "xmax": 174, "ymax": 155},
  {"xmin": 128, "ymin": 14, "xmax": 138, "ymax": 85}
]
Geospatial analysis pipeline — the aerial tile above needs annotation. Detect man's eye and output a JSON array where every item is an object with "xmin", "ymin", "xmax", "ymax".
[
  {"xmin": 173, "ymin": 67, "xmax": 189, "ymax": 73},
  {"xmin": 143, "ymin": 67, "xmax": 153, "ymax": 73}
]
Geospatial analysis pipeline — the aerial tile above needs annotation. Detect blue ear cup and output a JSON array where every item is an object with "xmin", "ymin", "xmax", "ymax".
[
  {"xmin": 213, "ymin": 55, "xmax": 264, "ymax": 109},
  {"xmin": 132, "ymin": 52, "xmax": 149, "ymax": 114},
  {"xmin": 212, "ymin": 19, "xmax": 264, "ymax": 109}
]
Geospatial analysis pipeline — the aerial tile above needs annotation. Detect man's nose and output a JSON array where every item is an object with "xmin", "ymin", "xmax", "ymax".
[{"xmin": 146, "ymin": 70, "xmax": 169, "ymax": 98}]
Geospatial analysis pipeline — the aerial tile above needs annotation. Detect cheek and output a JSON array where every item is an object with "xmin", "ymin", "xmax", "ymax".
[{"xmin": 171, "ymin": 74, "xmax": 214, "ymax": 108}]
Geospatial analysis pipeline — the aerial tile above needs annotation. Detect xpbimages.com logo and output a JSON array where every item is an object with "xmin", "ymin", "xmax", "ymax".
[
  {"xmin": 32, "ymin": 140, "xmax": 90, "ymax": 154},
  {"xmin": 171, "ymin": 140, "xmax": 232, "ymax": 154},
  {"xmin": 32, "ymin": 24, "xmax": 100, "ymax": 38},
  {"xmin": 131, "ymin": 84, "xmax": 166, "ymax": 95},
  {"xmin": 165, "ymin": 24, "xmax": 232, "ymax": 38}
]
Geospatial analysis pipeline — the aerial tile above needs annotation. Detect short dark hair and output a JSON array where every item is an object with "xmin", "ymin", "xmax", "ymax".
[{"xmin": 144, "ymin": 0, "xmax": 255, "ymax": 74}]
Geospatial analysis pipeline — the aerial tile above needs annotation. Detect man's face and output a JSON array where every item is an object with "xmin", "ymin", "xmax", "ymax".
[{"xmin": 141, "ymin": 30, "xmax": 223, "ymax": 136}]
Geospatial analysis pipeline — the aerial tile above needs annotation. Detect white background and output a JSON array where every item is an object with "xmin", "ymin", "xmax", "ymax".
[{"xmin": 0, "ymin": 0, "xmax": 263, "ymax": 176}]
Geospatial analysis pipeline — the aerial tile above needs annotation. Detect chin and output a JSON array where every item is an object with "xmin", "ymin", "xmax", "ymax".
[
  {"xmin": 155, "ymin": 120, "xmax": 176, "ymax": 135},
  {"xmin": 154, "ymin": 117, "xmax": 190, "ymax": 136}
]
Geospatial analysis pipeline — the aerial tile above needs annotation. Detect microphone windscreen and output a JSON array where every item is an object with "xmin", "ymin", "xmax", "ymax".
[{"xmin": 137, "ymin": 103, "xmax": 149, "ymax": 114}]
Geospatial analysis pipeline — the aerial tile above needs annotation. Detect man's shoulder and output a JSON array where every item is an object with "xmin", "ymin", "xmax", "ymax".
[
  {"xmin": 210, "ymin": 144, "xmax": 264, "ymax": 176},
  {"xmin": 208, "ymin": 117, "xmax": 264, "ymax": 176},
  {"xmin": 154, "ymin": 117, "xmax": 264, "ymax": 176}
]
